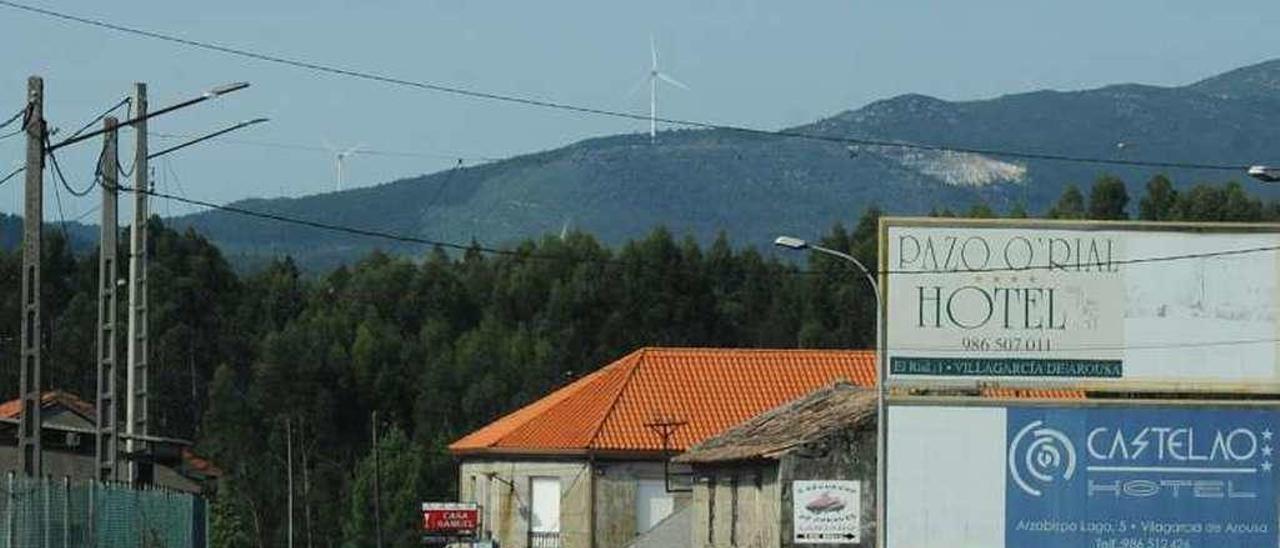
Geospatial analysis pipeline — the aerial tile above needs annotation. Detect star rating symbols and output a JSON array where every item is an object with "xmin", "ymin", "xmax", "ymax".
[{"xmin": 1261, "ymin": 434, "xmax": 1274, "ymax": 473}]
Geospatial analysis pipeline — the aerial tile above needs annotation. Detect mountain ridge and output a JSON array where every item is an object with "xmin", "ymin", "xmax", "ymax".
[{"xmin": 175, "ymin": 59, "xmax": 1280, "ymax": 269}]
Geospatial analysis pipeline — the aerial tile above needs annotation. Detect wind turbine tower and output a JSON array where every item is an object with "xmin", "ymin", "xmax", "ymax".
[
  {"xmin": 328, "ymin": 143, "xmax": 362, "ymax": 192},
  {"xmin": 646, "ymin": 36, "xmax": 688, "ymax": 144}
]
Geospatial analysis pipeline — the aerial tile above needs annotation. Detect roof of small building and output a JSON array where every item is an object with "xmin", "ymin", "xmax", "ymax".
[
  {"xmin": 449, "ymin": 347, "xmax": 878, "ymax": 456},
  {"xmin": 0, "ymin": 390, "xmax": 97, "ymax": 421},
  {"xmin": 675, "ymin": 383, "xmax": 1090, "ymax": 464},
  {"xmin": 675, "ymin": 382, "xmax": 876, "ymax": 464},
  {"xmin": 0, "ymin": 390, "xmax": 223, "ymax": 478}
]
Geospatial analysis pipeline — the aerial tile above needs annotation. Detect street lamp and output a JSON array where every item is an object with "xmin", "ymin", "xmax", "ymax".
[
  {"xmin": 773, "ymin": 235, "xmax": 886, "ymax": 546},
  {"xmin": 49, "ymin": 81, "xmax": 251, "ymax": 153},
  {"xmin": 1247, "ymin": 165, "xmax": 1280, "ymax": 183}
]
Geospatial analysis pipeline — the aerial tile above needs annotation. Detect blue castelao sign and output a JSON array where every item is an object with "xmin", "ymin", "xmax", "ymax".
[{"xmin": 1006, "ymin": 406, "xmax": 1278, "ymax": 547}]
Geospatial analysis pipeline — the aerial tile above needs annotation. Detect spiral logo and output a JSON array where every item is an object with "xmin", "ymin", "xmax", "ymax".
[{"xmin": 1008, "ymin": 420, "xmax": 1077, "ymax": 497}]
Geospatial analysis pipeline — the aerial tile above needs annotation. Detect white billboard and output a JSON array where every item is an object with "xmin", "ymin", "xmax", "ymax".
[
  {"xmin": 882, "ymin": 219, "xmax": 1280, "ymax": 391},
  {"xmin": 885, "ymin": 402, "xmax": 1280, "ymax": 547}
]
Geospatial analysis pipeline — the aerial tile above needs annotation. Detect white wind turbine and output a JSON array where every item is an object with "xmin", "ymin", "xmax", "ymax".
[
  {"xmin": 641, "ymin": 35, "xmax": 688, "ymax": 144},
  {"xmin": 326, "ymin": 141, "xmax": 363, "ymax": 192}
]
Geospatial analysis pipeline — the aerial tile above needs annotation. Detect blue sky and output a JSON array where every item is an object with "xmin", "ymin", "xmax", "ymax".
[{"xmin": 2, "ymin": 0, "xmax": 1279, "ymax": 218}]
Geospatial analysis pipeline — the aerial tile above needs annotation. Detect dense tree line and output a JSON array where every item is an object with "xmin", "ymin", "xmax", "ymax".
[{"xmin": 0, "ymin": 176, "xmax": 1276, "ymax": 546}]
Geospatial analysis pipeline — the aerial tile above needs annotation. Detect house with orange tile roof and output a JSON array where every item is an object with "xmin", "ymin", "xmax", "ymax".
[
  {"xmin": 448, "ymin": 347, "xmax": 876, "ymax": 548},
  {"xmin": 0, "ymin": 390, "xmax": 220, "ymax": 492}
]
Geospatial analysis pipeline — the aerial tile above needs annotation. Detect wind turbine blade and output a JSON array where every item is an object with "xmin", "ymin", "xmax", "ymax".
[
  {"xmin": 343, "ymin": 144, "xmax": 364, "ymax": 156},
  {"xmin": 650, "ymin": 34, "xmax": 657, "ymax": 70},
  {"xmin": 625, "ymin": 73, "xmax": 651, "ymax": 101},
  {"xmin": 656, "ymin": 72, "xmax": 689, "ymax": 90}
]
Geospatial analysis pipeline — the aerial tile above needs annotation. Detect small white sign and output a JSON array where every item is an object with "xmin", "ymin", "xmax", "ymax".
[{"xmin": 793, "ymin": 480, "xmax": 861, "ymax": 544}]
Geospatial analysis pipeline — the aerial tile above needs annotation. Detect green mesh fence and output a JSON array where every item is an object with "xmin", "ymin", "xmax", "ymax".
[{"xmin": 0, "ymin": 474, "xmax": 206, "ymax": 547}]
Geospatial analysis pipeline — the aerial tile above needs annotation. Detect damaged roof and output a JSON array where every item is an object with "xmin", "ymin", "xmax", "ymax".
[{"xmin": 675, "ymin": 382, "xmax": 876, "ymax": 464}]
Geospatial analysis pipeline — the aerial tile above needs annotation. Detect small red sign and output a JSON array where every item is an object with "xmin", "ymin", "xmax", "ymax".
[{"xmin": 421, "ymin": 503, "xmax": 479, "ymax": 534}]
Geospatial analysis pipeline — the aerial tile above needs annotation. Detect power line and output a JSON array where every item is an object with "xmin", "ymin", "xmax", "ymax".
[
  {"xmin": 149, "ymin": 132, "xmax": 501, "ymax": 163},
  {"xmin": 422, "ymin": 159, "xmax": 463, "ymax": 215},
  {"xmin": 45, "ymin": 135, "xmax": 96, "ymax": 197},
  {"xmin": 118, "ymin": 181, "xmax": 494, "ymax": 255},
  {"xmin": 72, "ymin": 202, "xmax": 101, "ymax": 223},
  {"xmin": 0, "ymin": 0, "xmax": 1252, "ymax": 173},
  {"xmin": 48, "ymin": 168, "xmax": 72, "ymax": 242},
  {"xmin": 0, "ymin": 106, "xmax": 23, "ymax": 132},
  {"xmin": 64, "ymin": 97, "xmax": 129, "ymax": 142},
  {"xmin": 0, "ymin": 165, "xmax": 22, "ymax": 187},
  {"xmin": 108, "ymin": 177, "xmax": 1280, "ymax": 275}
]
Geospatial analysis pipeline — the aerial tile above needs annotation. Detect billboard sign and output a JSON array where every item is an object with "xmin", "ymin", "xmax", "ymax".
[
  {"xmin": 793, "ymin": 480, "xmax": 861, "ymax": 543},
  {"xmin": 420, "ymin": 502, "xmax": 479, "ymax": 537},
  {"xmin": 887, "ymin": 402, "xmax": 1279, "ymax": 547},
  {"xmin": 881, "ymin": 219, "xmax": 1280, "ymax": 391}
]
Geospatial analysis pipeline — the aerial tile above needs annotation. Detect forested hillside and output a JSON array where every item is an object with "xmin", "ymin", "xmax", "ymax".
[
  {"xmin": 1, "ymin": 175, "xmax": 1277, "ymax": 546},
  {"xmin": 176, "ymin": 59, "xmax": 1280, "ymax": 269}
]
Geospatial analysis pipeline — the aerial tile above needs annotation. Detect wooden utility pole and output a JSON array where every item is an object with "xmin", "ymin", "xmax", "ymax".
[
  {"xmin": 19, "ymin": 76, "xmax": 44, "ymax": 478},
  {"xmin": 125, "ymin": 82, "xmax": 150, "ymax": 484},
  {"xmin": 95, "ymin": 116, "xmax": 120, "ymax": 482}
]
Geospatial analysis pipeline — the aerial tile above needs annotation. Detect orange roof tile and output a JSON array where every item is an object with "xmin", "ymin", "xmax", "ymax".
[
  {"xmin": 0, "ymin": 390, "xmax": 96, "ymax": 420},
  {"xmin": 449, "ymin": 347, "xmax": 877, "ymax": 455}
]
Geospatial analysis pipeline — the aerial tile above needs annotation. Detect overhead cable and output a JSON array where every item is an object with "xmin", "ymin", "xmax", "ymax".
[
  {"xmin": 0, "ymin": 0, "xmax": 1251, "ymax": 172},
  {"xmin": 0, "ymin": 106, "xmax": 23, "ymax": 132},
  {"xmin": 149, "ymin": 132, "xmax": 501, "ymax": 163},
  {"xmin": 105, "ymin": 178, "xmax": 1280, "ymax": 275},
  {"xmin": 0, "ymin": 166, "xmax": 22, "ymax": 187},
  {"xmin": 45, "ymin": 135, "xmax": 96, "ymax": 197},
  {"xmin": 65, "ymin": 97, "xmax": 129, "ymax": 141}
]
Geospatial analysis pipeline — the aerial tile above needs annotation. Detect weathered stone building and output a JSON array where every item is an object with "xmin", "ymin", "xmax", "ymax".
[
  {"xmin": 675, "ymin": 383, "xmax": 877, "ymax": 548},
  {"xmin": 449, "ymin": 348, "xmax": 876, "ymax": 548}
]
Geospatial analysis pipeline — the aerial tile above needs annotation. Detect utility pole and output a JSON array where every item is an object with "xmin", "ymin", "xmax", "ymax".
[
  {"xmin": 125, "ymin": 82, "xmax": 149, "ymax": 484},
  {"xmin": 372, "ymin": 410, "xmax": 383, "ymax": 548},
  {"xmin": 19, "ymin": 76, "xmax": 44, "ymax": 478},
  {"xmin": 95, "ymin": 116, "xmax": 120, "ymax": 482},
  {"xmin": 287, "ymin": 417, "xmax": 294, "ymax": 548}
]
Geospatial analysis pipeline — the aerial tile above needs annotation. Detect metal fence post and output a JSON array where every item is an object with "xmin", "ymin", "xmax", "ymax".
[
  {"xmin": 43, "ymin": 476, "xmax": 49, "ymax": 548},
  {"xmin": 87, "ymin": 481, "xmax": 94, "ymax": 548},
  {"xmin": 6, "ymin": 471, "xmax": 13, "ymax": 548},
  {"xmin": 61, "ymin": 477, "xmax": 68, "ymax": 548}
]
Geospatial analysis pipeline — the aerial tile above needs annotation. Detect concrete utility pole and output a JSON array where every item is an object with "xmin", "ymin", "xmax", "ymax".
[
  {"xmin": 287, "ymin": 417, "xmax": 295, "ymax": 548},
  {"xmin": 125, "ymin": 82, "xmax": 150, "ymax": 484},
  {"xmin": 19, "ymin": 76, "xmax": 44, "ymax": 478},
  {"xmin": 96, "ymin": 116, "xmax": 120, "ymax": 482},
  {"xmin": 373, "ymin": 410, "xmax": 383, "ymax": 548}
]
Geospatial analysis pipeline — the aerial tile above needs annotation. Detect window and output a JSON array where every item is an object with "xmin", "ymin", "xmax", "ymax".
[
  {"xmin": 530, "ymin": 476, "xmax": 561, "ymax": 547},
  {"xmin": 635, "ymin": 479, "xmax": 674, "ymax": 534}
]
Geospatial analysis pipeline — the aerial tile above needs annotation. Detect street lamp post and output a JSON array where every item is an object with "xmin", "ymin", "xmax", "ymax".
[
  {"xmin": 774, "ymin": 235, "xmax": 886, "ymax": 547},
  {"xmin": 1247, "ymin": 165, "xmax": 1280, "ymax": 183},
  {"xmin": 47, "ymin": 81, "xmax": 251, "ymax": 153}
]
